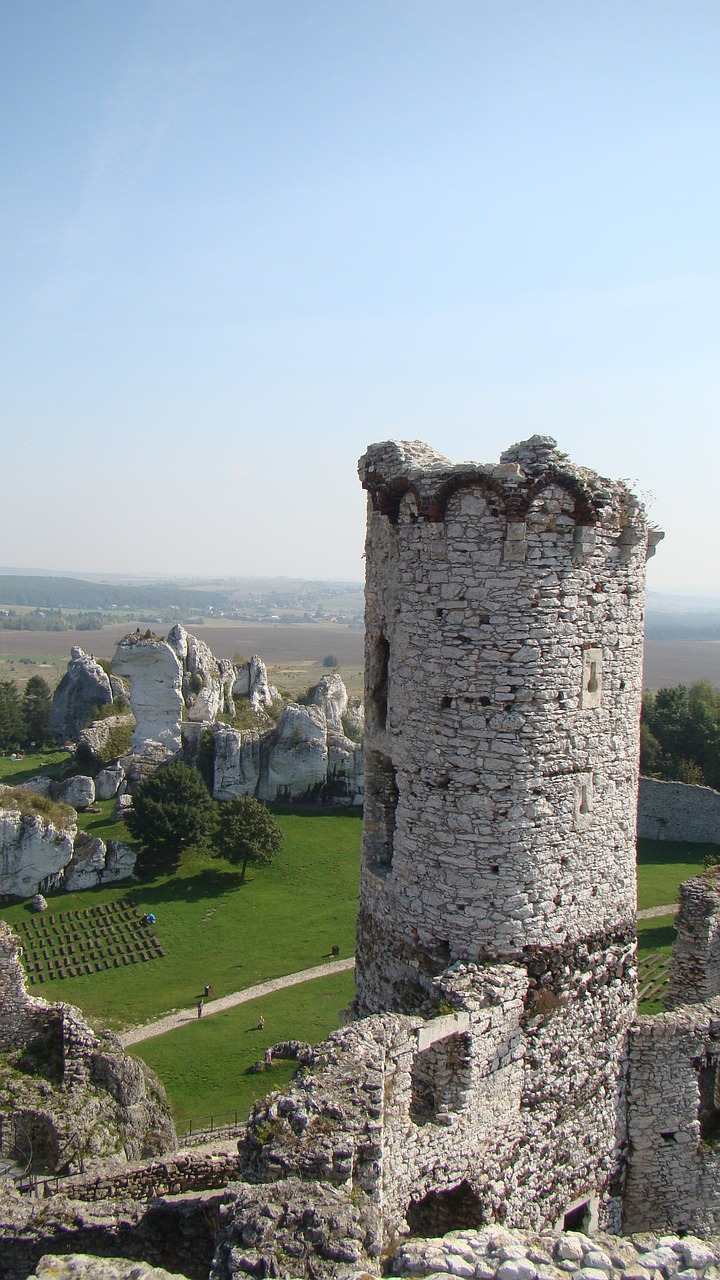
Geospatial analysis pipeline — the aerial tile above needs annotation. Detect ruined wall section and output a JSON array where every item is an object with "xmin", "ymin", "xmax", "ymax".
[
  {"xmin": 356, "ymin": 436, "xmax": 653, "ymax": 1013},
  {"xmin": 665, "ymin": 876, "xmax": 720, "ymax": 1010},
  {"xmin": 625, "ymin": 1005, "xmax": 720, "ymax": 1234},
  {"xmin": 238, "ymin": 959, "xmax": 631, "ymax": 1240},
  {"xmin": 639, "ymin": 777, "xmax": 720, "ymax": 845}
]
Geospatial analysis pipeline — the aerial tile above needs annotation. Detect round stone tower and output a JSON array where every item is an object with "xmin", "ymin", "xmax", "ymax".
[{"xmin": 356, "ymin": 436, "xmax": 661, "ymax": 1016}]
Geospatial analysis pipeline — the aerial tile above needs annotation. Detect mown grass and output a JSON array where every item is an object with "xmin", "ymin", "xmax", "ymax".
[
  {"xmin": 0, "ymin": 800, "xmax": 361, "ymax": 1032},
  {"xmin": 133, "ymin": 969, "xmax": 356, "ymax": 1126},
  {"xmin": 637, "ymin": 838, "xmax": 711, "ymax": 910}
]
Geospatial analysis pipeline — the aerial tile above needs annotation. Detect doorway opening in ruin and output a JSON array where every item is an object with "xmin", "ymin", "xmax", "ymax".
[
  {"xmin": 697, "ymin": 1056, "xmax": 720, "ymax": 1141},
  {"xmin": 367, "ymin": 633, "xmax": 390, "ymax": 731},
  {"xmin": 364, "ymin": 750, "xmax": 398, "ymax": 871},
  {"xmin": 406, "ymin": 1180, "xmax": 485, "ymax": 1235},
  {"xmin": 410, "ymin": 1032, "xmax": 471, "ymax": 1125}
]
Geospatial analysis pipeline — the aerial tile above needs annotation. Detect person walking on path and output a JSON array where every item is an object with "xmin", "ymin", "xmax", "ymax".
[{"xmin": 197, "ymin": 998, "xmax": 204, "ymax": 1018}]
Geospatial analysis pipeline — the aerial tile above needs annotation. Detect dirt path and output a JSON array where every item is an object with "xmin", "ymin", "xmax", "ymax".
[
  {"xmin": 119, "ymin": 956, "xmax": 356, "ymax": 1047},
  {"xmin": 637, "ymin": 904, "xmax": 678, "ymax": 920}
]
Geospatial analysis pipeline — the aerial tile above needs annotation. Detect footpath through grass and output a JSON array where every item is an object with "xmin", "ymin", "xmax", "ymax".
[{"xmin": 133, "ymin": 968, "xmax": 356, "ymax": 1127}]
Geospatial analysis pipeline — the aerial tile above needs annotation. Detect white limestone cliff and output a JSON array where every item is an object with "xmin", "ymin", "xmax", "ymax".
[
  {"xmin": 113, "ymin": 635, "xmax": 184, "ymax": 757},
  {"xmin": 49, "ymin": 647, "xmax": 113, "ymax": 741}
]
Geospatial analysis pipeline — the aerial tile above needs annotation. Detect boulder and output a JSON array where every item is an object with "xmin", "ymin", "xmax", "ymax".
[
  {"xmin": 31, "ymin": 893, "xmax": 47, "ymax": 912},
  {"xmin": 58, "ymin": 775, "xmax": 96, "ymax": 811},
  {"xmin": 49, "ymin": 648, "xmax": 113, "ymax": 741},
  {"xmin": 16, "ymin": 775, "xmax": 53, "ymax": 797},
  {"xmin": 95, "ymin": 764, "xmax": 126, "ymax": 800},
  {"xmin": 64, "ymin": 832, "xmax": 107, "ymax": 890},
  {"xmin": 104, "ymin": 839, "xmax": 136, "ymax": 882},
  {"xmin": 113, "ymin": 635, "xmax": 184, "ymax": 756}
]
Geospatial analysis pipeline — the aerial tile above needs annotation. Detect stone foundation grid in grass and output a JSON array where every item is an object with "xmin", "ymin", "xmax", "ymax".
[{"xmin": 12, "ymin": 899, "xmax": 165, "ymax": 983}]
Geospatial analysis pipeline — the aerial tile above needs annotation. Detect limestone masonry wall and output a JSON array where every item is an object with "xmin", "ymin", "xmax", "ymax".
[
  {"xmin": 638, "ymin": 776, "xmax": 720, "ymax": 845},
  {"xmin": 349, "ymin": 435, "xmax": 658, "ymax": 1234}
]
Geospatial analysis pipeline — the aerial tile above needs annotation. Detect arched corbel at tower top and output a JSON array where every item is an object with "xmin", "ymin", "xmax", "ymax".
[
  {"xmin": 520, "ymin": 471, "xmax": 598, "ymax": 527},
  {"xmin": 428, "ymin": 471, "xmax": 511, "ymax": 522}
]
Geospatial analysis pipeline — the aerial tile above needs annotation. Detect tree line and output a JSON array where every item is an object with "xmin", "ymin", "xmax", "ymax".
[
  {"xmin": 0, "ymin": 677, "xmax": 53, "ymax": 751},
  {"xmin": 641, "ymin": 680, "xmax": 720, "ymax": 789}
]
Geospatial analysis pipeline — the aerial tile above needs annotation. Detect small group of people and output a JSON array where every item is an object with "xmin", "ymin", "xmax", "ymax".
[{"xmin": 140, "ymin": 912, "xmax": 156, "ymax": 926}]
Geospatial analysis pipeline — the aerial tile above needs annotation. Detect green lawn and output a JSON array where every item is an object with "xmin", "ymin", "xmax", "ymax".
[
  {"xmin": 133, "ymin": 968, "xmax": 356, "ymax": 1128},
  {"xmin": 0, "ymin": 773, "xmax": 361, "ymax": 1031},
  {"xmin": 637, "ymin": 838, "xmax": 711, "ymax": 910}
]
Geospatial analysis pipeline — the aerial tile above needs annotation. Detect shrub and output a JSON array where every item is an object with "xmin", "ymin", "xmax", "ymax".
[{"xmin": 322, "ymin": 655, "xmax": 339, "ymax": 669}]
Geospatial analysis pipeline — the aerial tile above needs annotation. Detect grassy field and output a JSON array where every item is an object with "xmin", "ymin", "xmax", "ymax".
[
  {"xmin": 133, "ymin": 969, "xmax": 356, "ymax": 1128},
  {"xmin": 637, "ymin": 837, "xmax": 711, "ymax": 909}
]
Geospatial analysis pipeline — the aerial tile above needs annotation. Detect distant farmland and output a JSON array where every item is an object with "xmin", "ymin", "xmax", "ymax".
[{"xmin": 2, "ymin": 625, "xmax": 719, "ymax": 694}]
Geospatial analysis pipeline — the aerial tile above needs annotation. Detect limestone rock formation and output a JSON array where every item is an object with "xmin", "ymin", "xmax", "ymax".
[
  {"xmin": 57, "ymin": 775, "xmax": 95, "ymax": 811},
  {"xmin": 209, "ymin": 680, "xmax": 363, "ymax": 805},
  {"xmin": 0, "ymin": 796, "xmax": 76, "ymax": 899},
  {"xmin": 30, "ymin": 1258, "xmax": 193, "ymax": 1280},
  {"xmin": 63, "ymin": 833, "xmax": 136, "ymax": 891},
  {"xmin": 0, "ymin": 788, "xmax": 134, "ymax": 899},
  {"xmin": 232, "ymin": 653, "xmax": 278, "ymax": 712},
  {"xmin": 167, "ymin": 624, "xmax": 233, "ymax": 723},
  {"xmin": 113, "ymin": 635, "xmax": 184, "ymax": 757},
  {"xmin": 76, "ymin": 714, "xmax": 135, "ymax": 764},
  {"xmin": 49, "ymin": 648, "xmax": 113, "ymax": 742},
  {"xmin": 0, "ymin": 921, "xmax": 175, "ymax": 1175},
  {"xmin": 95, "ymin": 764, "xmax": 126, "ymax": 800}
]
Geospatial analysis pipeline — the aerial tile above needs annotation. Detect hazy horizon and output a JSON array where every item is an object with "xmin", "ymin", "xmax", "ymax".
[{"xmin": 2, "ymin": 4, "xmax": 719, "ymax": 591}]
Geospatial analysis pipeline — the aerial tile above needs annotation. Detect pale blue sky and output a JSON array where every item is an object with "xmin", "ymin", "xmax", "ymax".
[{"xmin": 1, "ymin": 1, "xmax": 718, "ymax": 592}]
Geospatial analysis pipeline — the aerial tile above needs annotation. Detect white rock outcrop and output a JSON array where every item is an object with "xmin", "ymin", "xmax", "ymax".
[
  {"xmin": 0, "ymin": 803, "xmax": 76, "ymax": 899},
  {"xmin": 64, "ymin": 833, "xmax": 136, "ymax": 891},
  {"xmin": 49, "ymin": 647, "xmax": 113, "ymax": 741},
  {"xmin": 210, "ymin": 677, "xmax": 363, "ymax": 805},
  {"xmin": 113, "ymin": 635, "xmax": 184, "ymax": 757}
]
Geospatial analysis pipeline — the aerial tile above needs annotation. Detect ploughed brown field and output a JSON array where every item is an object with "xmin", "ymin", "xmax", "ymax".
[
  {"xmin": 0, "ymin": 622, "xmax": 365, "ymax": 665},
  {"xmin": 2, "ymin": 626, "xmax": 719, "ymax": 693}
]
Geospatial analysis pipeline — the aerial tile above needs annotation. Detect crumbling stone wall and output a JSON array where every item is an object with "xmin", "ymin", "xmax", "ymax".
[
  {"xmin": 666, "ymin": 875, "xmax": 720, "ymax": 1010},
  {"xmin": 625, "ymin": 1004, "xmax": 720, "ymax": 1234},
  {"xmin": 0, "ymin": 922, "xmax": 175, "ymax": 1175},
  {"xmin": 638, "ymin": 776, "xmax": 720, "ymax": 845}
]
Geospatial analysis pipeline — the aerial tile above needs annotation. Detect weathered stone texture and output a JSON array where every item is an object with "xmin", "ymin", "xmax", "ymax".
[
  {"xmin": 665, "ymin": 876, "xmax": 720, "ymax": 1010},
  {"xmin": 638, "ymin": 777, "xmax": 720, "ymax": 845},
  {"xmin": 625, "ymin": 1004, "xmax": 720, "ymax": 1234},
  {"xmin": 49, "ymin": 648, "xmax": 113, "ymax": 742},
  {"xmin": 350, "ymin": 436, "xmax": 656, "ymax": 1233},
  {"xmin": 113, "ymin": 637, "xmax": 184, "ymax": 757},
  {"xmin": 0, "ymin": 804, "xmax": 76, "ymax": 899}
]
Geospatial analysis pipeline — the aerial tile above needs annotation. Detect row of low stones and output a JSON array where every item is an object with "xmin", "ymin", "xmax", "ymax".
[
  {"xmin": 387, "ymin": 1230, "xmax": 720, "ymax": 1280},
  {"xmin": 19, "ymin": 1226, "xmax": 720, "ymax": 1280}
]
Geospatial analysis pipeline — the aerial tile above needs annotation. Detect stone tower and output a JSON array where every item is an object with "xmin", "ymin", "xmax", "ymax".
[{"xmin": 354, "ymin": 437, "xmax": 661, "ymax": 1231}]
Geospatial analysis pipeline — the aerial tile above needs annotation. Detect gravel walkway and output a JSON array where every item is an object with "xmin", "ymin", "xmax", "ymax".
[
  {"xmin": 637, "ymin": 903, "xmax": 678, "ymax": 920},
  {"xmin": 119, "ymin": 956, "xmax": 356, "ymax": 1047}
]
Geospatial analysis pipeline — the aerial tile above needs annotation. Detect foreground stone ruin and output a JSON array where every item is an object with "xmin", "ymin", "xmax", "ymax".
[{"xmin": 7, "ymin": 437, "xmax": 720, "ymax": 1280}]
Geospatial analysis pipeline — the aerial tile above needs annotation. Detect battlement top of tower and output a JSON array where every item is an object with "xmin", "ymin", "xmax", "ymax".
[{"xmin": 359, "ymin": 437, "xmax": 663, "ymax": 552}]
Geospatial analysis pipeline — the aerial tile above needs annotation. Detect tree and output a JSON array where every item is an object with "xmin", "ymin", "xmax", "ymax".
[
  {"xmin": 0, "ymin": 681, "xmax": 23, "ymax": 750},
  {"xmin": 212, "ymin": 796, "xmax": 283, "ymax": 883},
  {"xmin": 125, "ymin": 762, "xmax": 217, "ymax": 869},
  {"xmin": 641, "ymin": 681, "xmax": 720, "ymax": 789},
  {"xmin": 322, "ymin": 654, "xmax": 339, "ymax": 668},
  {"xmin": 22, "ymin": 675, "xmax": 53, "ymax": 747}
]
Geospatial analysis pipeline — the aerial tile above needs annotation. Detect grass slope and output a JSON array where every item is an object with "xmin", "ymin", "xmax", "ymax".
[{"xmin": 133, "ymin": 969, "xmax": 356, "ymax": 1127}]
